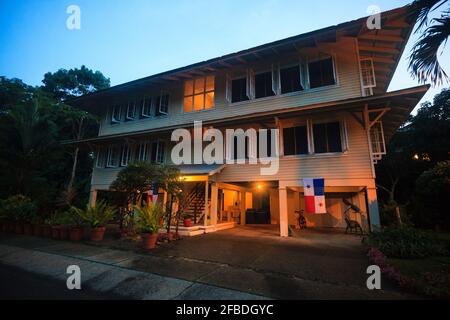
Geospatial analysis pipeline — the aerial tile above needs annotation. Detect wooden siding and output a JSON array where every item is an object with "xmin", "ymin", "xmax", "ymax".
[
  {"xmin": 91, "ymin": 112, "xmax": 374, "ymax": 190},
  {"xmin": 98, "ymin": 37, "xmax": 362, "ymax": 137}
]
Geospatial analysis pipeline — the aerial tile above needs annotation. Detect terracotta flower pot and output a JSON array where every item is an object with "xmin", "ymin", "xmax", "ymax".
[
  {"xmin": 23, "ymin": 224, "xmax": 33, "ymax": 235},
  {"xmin": 69, "ymin": 227, "xmax": 84, "ymax": 241},
  {"xmin": 142, "ymin": 233, "xmax": 158, "ymax": 250},
  {"xmin": 51, "ymin": 226, "xmax": 60, "ymax": 239},
  {"xmin": 59, "ymin": 226, "xmax": 69, "ymax": 240},
  {"xmin": 183, "ymin": 219, "xmax": 192, "ymax": 227},
  {"xmin": 90, "ymin": 227, "xmax": 106, "ymax": 242},
  {"xmin": 32, "ymin": 224, "xmax": 42, "ymax": 237},
  {"xmin": 42, "ymin": 225, "xmax": 52, "ymax": 238},
  {"xmin": 168, "ymin": 232, "xmax": 176, "ymax": 241},
  {"xmin": 6, "ymin": 222, "xmax": 14, "ymax": 233},
  {"xmin": 15, "ymin": 223, "xmax": 24, "ymax": 234}
]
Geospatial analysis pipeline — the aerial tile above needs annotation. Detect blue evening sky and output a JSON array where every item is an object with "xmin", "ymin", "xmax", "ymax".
[{"xmin": 1, "ymin": 0, "xmax": 449, "ymax": 109}]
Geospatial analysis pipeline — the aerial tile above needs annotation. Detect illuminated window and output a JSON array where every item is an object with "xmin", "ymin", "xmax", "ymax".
[{"xmin": 184, "ymin": 76, "xmax": 215, "ymax": 112}]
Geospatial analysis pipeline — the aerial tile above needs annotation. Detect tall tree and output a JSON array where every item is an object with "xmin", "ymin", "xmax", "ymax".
[
  {"xmin": 41, "ymin": 65, "xmax": 110, "ymax": 101},
  {"xmin": 409, "ymin": 0, "xmax": 450, "ymax": 85},
  {"xmin": 41, "ymin": 66, "xmax": 109, "ymax": 206}
]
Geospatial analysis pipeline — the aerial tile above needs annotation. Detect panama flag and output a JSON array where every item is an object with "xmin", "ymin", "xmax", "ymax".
[
  {"xmin": 304, "ymin": 178, "xmax": 326, "ymax": 214},
  {"xmin": 147, "ymin": 183, "xmax": 159, "ymax": 205}
]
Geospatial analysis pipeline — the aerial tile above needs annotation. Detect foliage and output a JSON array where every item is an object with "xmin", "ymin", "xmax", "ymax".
[
  {"xmin": 410, "ymin": 161, "xmax": 450, "ymax": 229},
  {"xmin": 0, "ymin": 195, "xmax": 37, "ymax": 223},
  {"xmin": 366, "ymin": 227, "xmax": 447, "ymax": 259},
  {"xmin": 111, "ymin": 162, "xmax": 161, "ymax": 205},
  {"xmin": 134, "ymin": 203, "xmax": 164, "ymax": 234},
  {"xmin": 376, "ymin": 88, "xmax": 450, "ymax": 228},
  {"xmin": 41, "ymin": 65, "xmax": 110, "ymax": 101},
  {"xmin": 409, "ymin": 0, "xmax": 450, "ymax": 85},
  {"xmin": 72, "ymin": 200, "xmax": 116, "ymax": 228},
  {"xmin": 0, "ymin": 71, "xmax": 105, "ymax": 212}
]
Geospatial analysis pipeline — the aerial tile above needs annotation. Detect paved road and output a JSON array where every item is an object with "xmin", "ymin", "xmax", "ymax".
[
  {"xmin": 0, "ymin": 263, "xmax": 122, "ymax": 300},
  {"xmin": 0, "ymin": 234, "xmax": 267, "ymax": 300}
]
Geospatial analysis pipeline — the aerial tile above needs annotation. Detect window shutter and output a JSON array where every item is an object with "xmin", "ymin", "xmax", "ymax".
[
  {"xmin": 225, "ymin": 74, "xmax": 232, "ymax": 103},
  {"xmin": 340, "ymin": 120, "xmax": 349, "ymax": 152}
]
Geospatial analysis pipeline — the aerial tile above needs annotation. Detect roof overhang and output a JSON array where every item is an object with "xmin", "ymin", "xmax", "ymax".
[
  {"xmin": 65, "ymin": 5, "xmax": 418, "ymax": 112},
  {"xmin": 63, "ymin": 85, "xmax": 429, "ymax": 146}
]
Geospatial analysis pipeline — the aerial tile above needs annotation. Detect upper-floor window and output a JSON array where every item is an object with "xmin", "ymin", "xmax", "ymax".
[
  {"xmin": 308, "ymin": 57, "xmax": 336, "ymax": 89},
  {"xmin": 283, "ymin": 125, "xmax": 308, "ymax": 156},
  {"xmin": 126, "ymin": 101, "xmax": 136, "ymax": 120},
  {"xmin": 111, "ymin": 105, "xmax": 121, "ymax": 124},
  {"xmin": 184, "ymin": 76, "xmax": 215, "ymax": 113},
  {"xmin": 313, "ymin": 122, "xmax": 342, "ymax": 153},
  {"xmin": 283, "ymin": 120, "xmax": 346, "ymax": 156},
  {"xmin": 280, "ymin": 65, "xmax": 304, "ymax": 94},
  {"xmin": 232, "ymin": 78, "xmax": 249, "ymax": 103},
  {"xmin": 135, "ymin": 141, "xmax": 150, "ymax": 162},
  {"xmin": 360, "ymin": 58, "xmax": 376, "ymax": 96},
  {"xmin": 154, "ymin": 94, "xmax": 169, "ymax": 116},
  {"xmin": 140, "ymin": 97, "xmax": 152, "ymax": 118},
  {"xmin": 254, "ymin": 71, "xmax": 275, "ymax": 99}
]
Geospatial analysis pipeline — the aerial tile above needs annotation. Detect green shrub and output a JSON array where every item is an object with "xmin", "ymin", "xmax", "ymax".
[
  {"xmin": 72, "ymin": 200, "xmax": 116, "ymax": 228},
  {"xmin": 134, "ymin": 203, "xmax": 163, "ymax": 234},
  {"xmin": 0, "ymin": 195, "xmax": 37, "ymax": 223},
  {"xmin": 366, "ymin": 227, "xmax": 447, "ymax": 259}
]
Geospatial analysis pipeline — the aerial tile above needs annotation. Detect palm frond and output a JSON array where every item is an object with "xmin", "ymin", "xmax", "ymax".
[
  {"xmin": 411, "ymin": 0, "xmax": 449, "ymax": 31},
  {"xmin": 409, "ymin": 14, "xmax": 450, "ymax": 86}
]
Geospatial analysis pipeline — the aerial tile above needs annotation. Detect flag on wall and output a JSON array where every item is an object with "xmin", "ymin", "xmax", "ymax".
[
  {"xmin": 304, "ymin": 178, "xmax": 326, "ymax": 214},
  {"xmin": 148, "ymin": 183, "xmax": 159, "ymax": 205}
]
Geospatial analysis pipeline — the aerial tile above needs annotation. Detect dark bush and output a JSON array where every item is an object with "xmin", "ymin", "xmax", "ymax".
[
  {"xmin": 0, "ymin": 195, "xmax": 38, "ymax": 223},
  {"xmin": 366, "ymin": 227, "xmax": 447, "ymax": 259}
]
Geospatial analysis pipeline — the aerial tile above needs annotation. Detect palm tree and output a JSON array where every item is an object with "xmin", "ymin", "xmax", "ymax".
[{"xmin": 409, "ymin": 0, "xmax": 450, "ymax": 86}]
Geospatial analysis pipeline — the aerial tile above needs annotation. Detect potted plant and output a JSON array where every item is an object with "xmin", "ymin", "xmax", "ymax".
[
  {"xmin": 67, "ymin": 207, "xmax": 84, "ymax": 241},
  {"xmin": 74, "ymin": 200, "xmax": 116, "ymax": 242},
  {"xmin": 183, "ymin": 214, "xmax": 192, "ymax": 227},
  {"xmin": 47, "ymin": 215, "xmax": 61, "ymax": 239},
  {"xmin": 134, "ymin": 203, "xmax": 163, "ymax": 250}
]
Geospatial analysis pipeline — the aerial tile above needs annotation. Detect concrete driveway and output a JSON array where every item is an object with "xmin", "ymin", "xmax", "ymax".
[
  {"xmin": 121, "ymin": 225, "xmax": 412, "ymax": 299},
  {"xmin": 0, "ymin": 227, "xmax": 415, "ymax": 299}
]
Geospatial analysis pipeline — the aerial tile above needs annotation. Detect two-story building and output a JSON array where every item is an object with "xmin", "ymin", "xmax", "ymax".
[{"xmin": 68, "ymin": 5, "xmax": 428, "ymax": 237}]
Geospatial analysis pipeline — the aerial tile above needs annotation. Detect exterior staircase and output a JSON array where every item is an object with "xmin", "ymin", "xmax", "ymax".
[{"xmin": 180, "ymin": 182, "xmax": 208, "ymax": 225}]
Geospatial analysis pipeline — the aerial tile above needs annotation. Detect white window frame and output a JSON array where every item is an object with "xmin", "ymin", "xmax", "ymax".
[
  {"xmin": 111, "ymin": 105, "xmax": 121, "ymax": 124},
  {"xmin": 253, "ymin": 68, "xmax": 276, "ymax": 100},
  {"xmin": 282, "ymin": 118, "xmax": 348, "ymax": 157},
  {"xmin": 136, "ymin": 141, "xmax": 150, "ymax": 162},
  {"xmin": 106, "ymin": 145, "xmax": 120, "ymax": 168},
  {"xmin": 360, "ymin": 58, "xmax": 376, "ymax": 96},
  {"xmin": 126, "ymin": 101, "xmax": 136, "ymax": 121},
  {"xmin": 279, "ymin": 62, "xmax": 306, "ymax": 95},
  {"xmin": 158, "ymin": 92, "xmax": 169, "ymax": 115},
  {"xmin": 151, "ymin": 140, "xmax": 166, "ymax": 164},
  {"xmin": 140, "ymin": 97, "xmax": 152, "ymax": 118},
  {"xmin": 306, "ymin": 54, "xmax": 338, "ymax": 90},
  {"xmin": 229, "ymin": 74, "xmax": 250, "ymax": 104},
  {"xmin": 120, "ymin": 143, "xmax": 133, "ymax": 167},
  {"xmin": 95, "ymin": 147, "xmax": 106, "ymax": 168}
]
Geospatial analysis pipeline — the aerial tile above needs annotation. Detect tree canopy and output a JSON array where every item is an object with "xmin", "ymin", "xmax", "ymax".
[{"xmin": 41, "ymin": 65, "xmax": 110, "ymax": 101}]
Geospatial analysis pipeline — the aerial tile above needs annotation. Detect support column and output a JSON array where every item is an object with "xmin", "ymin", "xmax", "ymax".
[
  {"xmin": 204, "ymin": 181, "xmax": 209, "ymax": 226},
  {"xmin": 366, "ymin": 187, "xmax": 380, "ymax": 231},
  {"xmin": 357, "ymin": 191, "xmax": 369, "ymax": 232},
  {"xmin": 240, "ymin": 191, "xmax": 246, "ymax": 225},
  {"xmin": 210, "ymin": 183, "xmax": 218, "ymax": 226},
  {"xmin": 88, "ymin": 190, "xmax": 97, "ymax": 208},
  {"xmin": 279, "ymin": 187, "xmax": 289, "ymax": 237}
]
